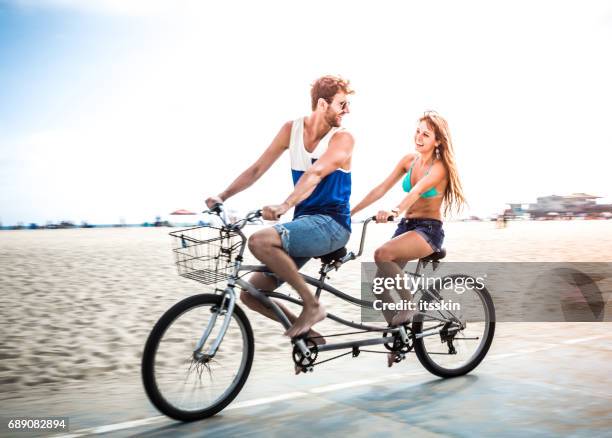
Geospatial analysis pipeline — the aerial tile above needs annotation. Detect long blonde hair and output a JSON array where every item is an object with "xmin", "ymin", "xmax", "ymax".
[{"xmin": 420, "ymin": 111, "xmax": 467, "ymax": 216}]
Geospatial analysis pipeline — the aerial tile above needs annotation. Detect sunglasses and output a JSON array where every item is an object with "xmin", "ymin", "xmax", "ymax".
[
  {"xmin": 336, "ymin": 100, "xmax": 350, "ymax": 111},
  {"xmin": 323, "ymin": 98, "xmax": 350, "ymax": 111}
]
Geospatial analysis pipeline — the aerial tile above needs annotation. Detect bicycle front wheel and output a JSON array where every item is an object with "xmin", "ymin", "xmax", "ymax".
[
  {"xmin": 412, "ymin": 275, "xmax": 495, "ymax": 378},
  {"xmin": 141, "ymin": 293, "xmax": 254, "ymax": 421}
]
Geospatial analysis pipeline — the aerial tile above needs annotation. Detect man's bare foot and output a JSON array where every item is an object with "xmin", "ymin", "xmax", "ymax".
[
  {"xmin": 285, "ymin": 303, "xmax": 326, "ymax": 338},
  {"xmin": 387, "ymin": 352, "xmax": 397, "ymax": 368},
  {"xmin": 390, "ymin": 309, "xmax": 416, "ymax": 327}
]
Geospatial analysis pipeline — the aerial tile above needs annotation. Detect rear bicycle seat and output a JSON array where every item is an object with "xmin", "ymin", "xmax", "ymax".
[
  {"xmin": 417, "ymin": 248, "xmax": 446, "ymax": 273},
  {"xmin": 420, "ymin": 248, "xmax": 446, "ymax": 263}
]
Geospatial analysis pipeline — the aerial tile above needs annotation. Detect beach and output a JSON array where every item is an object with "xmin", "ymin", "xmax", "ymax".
[{"xmin": 1, "ymin": 220, "xmax": 611, "ymax": 410}]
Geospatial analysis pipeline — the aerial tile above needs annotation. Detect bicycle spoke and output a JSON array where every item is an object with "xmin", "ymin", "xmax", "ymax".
[
  {"xmin": 150, "ymin": 302, "xmax": 249, "ymax": 413},
  {"xmin": 414, "ymin": 275, "xmax": 494, "ymax": 375}
]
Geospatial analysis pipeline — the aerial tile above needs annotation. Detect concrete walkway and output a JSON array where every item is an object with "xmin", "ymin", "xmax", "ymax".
[{"xmin": 2, "ymin": 324, "xmax": 611, "ymax": 437}]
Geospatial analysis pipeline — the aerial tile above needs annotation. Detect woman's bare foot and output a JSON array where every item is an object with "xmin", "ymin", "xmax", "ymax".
[{"xmin": 285, "ymin": 303, "xmax": 326, "ymax": 338}]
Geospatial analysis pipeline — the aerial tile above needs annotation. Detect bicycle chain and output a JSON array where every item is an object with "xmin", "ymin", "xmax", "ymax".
[{"xmin": 292, "ymin": 326, "xmax": 416, "ymax": 372}]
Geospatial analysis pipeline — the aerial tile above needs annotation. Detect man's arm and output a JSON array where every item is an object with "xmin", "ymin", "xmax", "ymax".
[
  {"xmin": 261, "ymin": 131, "xmax": 354, "ymax": 219},
  {"xmin": 205, "ymin": 122, "xmax": 292, "ymax": 208}
]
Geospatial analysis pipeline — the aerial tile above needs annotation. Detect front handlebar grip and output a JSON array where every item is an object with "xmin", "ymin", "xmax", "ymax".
[
  {"xmin": 248, "ymin": 210, "xmax": 263, "ymax": 221},
  {"xmin": 202, "ymin": 202, "xmax": 224, "ymax": 215}
]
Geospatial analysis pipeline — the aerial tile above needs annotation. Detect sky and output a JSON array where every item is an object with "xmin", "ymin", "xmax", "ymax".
[{"xmin": 1, "ymin": 0, "xmax": 611, "ymax": 225}]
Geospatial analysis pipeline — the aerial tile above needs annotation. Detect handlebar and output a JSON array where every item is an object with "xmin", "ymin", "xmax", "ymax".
[
  {"xmin": 206, "ymin": 202, "xmax": 223, "ymax": 215},
  {"xmin": 203, "ymin": 203, "xmax": 262, "ymax": 230},
  {"xmin": 371, "ymin": 215, "xmax": 396, "ymax": 222},
  {"xmin": 203, "ymin": 202, "xmax": 395, "ymax": 262},
  {"xmin": 354, "ymin": 215, "xmax": 396, "ymax": 258}
]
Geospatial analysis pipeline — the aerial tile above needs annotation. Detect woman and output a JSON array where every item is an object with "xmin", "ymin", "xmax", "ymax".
[{"xmin": 351, "ymin": 111, "xmax": 466, "ymax": 360}]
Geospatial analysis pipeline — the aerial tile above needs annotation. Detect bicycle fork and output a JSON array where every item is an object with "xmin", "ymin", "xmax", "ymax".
[{"xmin": 193, "ymin": 287, "xmax": 237, "ymax": 360}]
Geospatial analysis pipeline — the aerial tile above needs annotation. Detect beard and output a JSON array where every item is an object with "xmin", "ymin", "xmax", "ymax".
[{"xmin": 324, "ymin": 109, "xmax": 342, "ymax": 127}]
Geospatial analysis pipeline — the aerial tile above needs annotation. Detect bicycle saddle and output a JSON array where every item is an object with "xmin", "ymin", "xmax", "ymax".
[
  {"xmin": 420, "ymin": 248, "xmax": 446, "ymax": 263},
  {"xmin": 317, "ymin": 247, "xmax": 347, "ymax": 264}
]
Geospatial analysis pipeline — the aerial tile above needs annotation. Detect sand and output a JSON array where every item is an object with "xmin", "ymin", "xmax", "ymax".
[{"xmin": 0, "ymin": 220, "xmax": 611, "ymax": 403}]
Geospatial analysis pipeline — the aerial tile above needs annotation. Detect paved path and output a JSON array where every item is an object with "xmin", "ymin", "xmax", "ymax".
[{"xmin": 3, "ymin": 326, "xmax": 611, "ymax": 437}]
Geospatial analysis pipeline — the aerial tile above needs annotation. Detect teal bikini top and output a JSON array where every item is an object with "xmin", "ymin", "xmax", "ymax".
[{"xmin": 402, "ymin": 157, "xmax": 439, "ymax": 198}]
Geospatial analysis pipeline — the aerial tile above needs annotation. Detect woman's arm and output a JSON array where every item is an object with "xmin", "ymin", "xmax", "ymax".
[{"xmin": 350, "ymin": 154, "xmax": 413, "ymax": 217}]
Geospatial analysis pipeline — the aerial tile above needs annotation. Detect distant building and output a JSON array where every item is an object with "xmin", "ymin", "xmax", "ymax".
[
  {"xmin": 508, "ymin": 203, "xmax": 523, "ymax": 213},
  {"xmin": 527, "ymin": 193, "xmax": 612, "ymax": 218},
  {"xmin": 507, "ymin": 203, "xmax": 528, "ymax": 216},
  {"xmin": 499, "ymin": 202, "xmax": 529, "ymax": 220},
  {"xmin": 529, "ymin": 193, "xmax": 599, "ymax": 213}
]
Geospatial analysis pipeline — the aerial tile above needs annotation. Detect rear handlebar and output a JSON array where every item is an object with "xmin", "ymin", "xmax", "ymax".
[
  {"xmin": 355, "ymin": 215, "xmax": 395, "ymax": 258},
  {"xmin": 371, "ymin": 215, "xmax": 396, "ymax": 222}
]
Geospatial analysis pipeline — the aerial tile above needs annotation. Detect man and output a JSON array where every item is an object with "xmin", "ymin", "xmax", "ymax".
[{"xmin": 205, "ymin": 75, "xmax": 354, "ymax": 340}]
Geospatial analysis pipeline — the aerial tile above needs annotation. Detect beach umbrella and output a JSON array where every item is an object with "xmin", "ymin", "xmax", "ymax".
[{"xmin": 170, "ymin": 209, "xmax": 196, "ymax": 215}]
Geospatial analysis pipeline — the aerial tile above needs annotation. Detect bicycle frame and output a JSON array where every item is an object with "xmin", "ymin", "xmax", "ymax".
[
  {"xmin": 194, "ymin": 210, "xmax": 462, "ymax": 360},
  {"xmin": 145, "ymin": 207, "xmax": 495, "ymax": 422}
]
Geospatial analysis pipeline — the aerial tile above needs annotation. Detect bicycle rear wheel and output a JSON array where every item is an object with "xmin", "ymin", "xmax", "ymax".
[
  {"xmin": 142, "ymin": 293, "xmax": 254, "ymax": 421},
  {"xmin": 412, "ymin": 275, "xmax": 495, "ymax": 378}
]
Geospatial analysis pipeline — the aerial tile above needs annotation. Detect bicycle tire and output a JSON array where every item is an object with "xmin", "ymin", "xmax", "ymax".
[
  {"xmin": 412, "ymin": 275, "xmax": 496, "ymax": 378},
  {"xmin": 141, "ymin": 293, "xmax": 254, "ymax": 421}
]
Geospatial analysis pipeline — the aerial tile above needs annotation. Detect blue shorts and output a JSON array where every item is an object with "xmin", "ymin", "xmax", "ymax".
[
  {"xmin": 265, "ymin": 214, "xmax": 351, "ymax": 286},
  {"xmin": 392, "ymin": 218, "xmax": 445, "ymax": 252}
]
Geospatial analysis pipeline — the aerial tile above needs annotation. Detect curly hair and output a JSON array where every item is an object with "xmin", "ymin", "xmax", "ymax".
[{"xmin": 310, "ymin": 75, "xmax": 354, "ymax": 110}]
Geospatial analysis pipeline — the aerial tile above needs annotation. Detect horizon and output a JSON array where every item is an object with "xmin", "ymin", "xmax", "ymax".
[{"xmin": 3, "ymin": 191, "xmax": 611, "ymax": 228}]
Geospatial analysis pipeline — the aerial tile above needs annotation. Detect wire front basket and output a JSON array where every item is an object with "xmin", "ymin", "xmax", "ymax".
[{"xmin": 170, "ymin": 225, "xmax": 242, "ymax": 285}]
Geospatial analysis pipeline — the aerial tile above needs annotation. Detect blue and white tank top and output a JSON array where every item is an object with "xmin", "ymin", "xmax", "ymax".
[{"xmin": 289, "ymin": 117, "xmax": 352, "ymax": 231}]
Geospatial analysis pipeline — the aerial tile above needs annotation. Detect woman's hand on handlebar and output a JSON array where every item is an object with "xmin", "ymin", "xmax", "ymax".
[{"xmin": 374, "ymin": 210, "xmax": 397, "ymax": 223}]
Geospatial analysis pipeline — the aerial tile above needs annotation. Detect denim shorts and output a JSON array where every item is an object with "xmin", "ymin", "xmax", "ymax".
[
  {"xmin": 264, "ymin": 214, "xmax": 351, "ymax": 286},
  {"xmin": 392, "ymin": 218, "xmax": 445, "ymax": 252}
]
